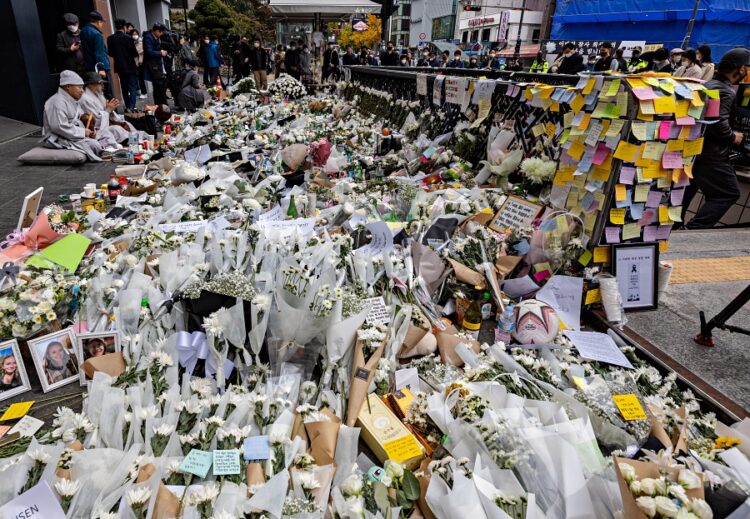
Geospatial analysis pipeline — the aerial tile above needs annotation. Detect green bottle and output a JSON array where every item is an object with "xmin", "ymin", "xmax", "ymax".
[
  {"xmin": 287, "ymin": 196, "xmax": 298, "ymax": 219},
  {"xmin": 462, "ymin": 285, "xmax": 484, "ymax": 340}
]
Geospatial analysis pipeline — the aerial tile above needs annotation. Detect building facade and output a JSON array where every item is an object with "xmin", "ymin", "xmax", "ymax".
[
  {"xmin": 389, "ymin": 0, "xmax": 412, "ymax": 47},
  {"xmin": 408, "ymin": 0, "xmax": 458, "ymax": 46},
  {"xmin": 454, "ymin": 0, "xmax": 548, "ymax": 52}
]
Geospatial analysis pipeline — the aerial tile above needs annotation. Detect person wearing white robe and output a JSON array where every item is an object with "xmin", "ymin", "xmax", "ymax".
[
  {"xmin": 79, "ymin": 71, "xmax": 134, "ymax": 149},
  {"xmin": 41, "ymin": 70, "xmax": 102, "ymax": 161}
]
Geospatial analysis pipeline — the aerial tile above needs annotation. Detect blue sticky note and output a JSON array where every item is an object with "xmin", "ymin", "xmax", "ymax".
[
  {"xmin": 630, "ymin": 203, "xmax": 645, "ymax": 220},
  {"xmin": 243, "ymin": 436, "xmax": 270, "ymax": 461},
  {"xmin": 213, "ymin": 450, "xmax": 241, "ymax": 476},
  {"xmin": 179, "ymin": 449, "xmax": 213, "ymax": 478},
  {"xmin": 615, "ymin": 190, "xmax": 632, "ymax": 208},
  {"xmin": 514, "ymin": 239, "xmax": 530, "ymax": 256}
]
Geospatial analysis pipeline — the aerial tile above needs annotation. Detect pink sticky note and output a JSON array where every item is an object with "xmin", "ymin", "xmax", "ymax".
[
  {"xmin": 643, "ymin": 225, "xmax": 658, "ymax": 241},
  {"xmin": 671, "ymin": 187, "xmax": 685, "ymax": 205},
  {"xmin": 705, "ymin": 99, "xmax": 720, "ymax": 118},
  {"xmin": 605, "ymin": 226, "xmax": 621, "ymax": 244},
  {"xmin": 632, "ymin": 87, "xmax": 658, "ymax": 100},
  {"xmin": 676, "ymin": 116, "xmax": 695, "ymax": 126},
  {"xmin": 592, "ymin": 143, "xmax": 610, "ymax": 165},
  {"xmin": 533, "ymin": 270, "xmax": 551, "ymax": 282},
  {"xmin": 646, "ymin": 190, "xmax": 663, "ymax": 208},
  {"xmin": 662, "ymin": 150, "xmax": 684, "ymax": 169},
  {"xmin": 619, "ymin": 166, "xmax": 636, "ymax": 185},
  {"xmin": 656, "ymin": 224, "xmax": 673, "ymax": 240},
  {"xmin": 639, "ymin": 209, "xmax": 656, "ymax": 226},
  {"xmin": 659, "ymin": 121, "xmax": 672, "ymax": 140}
]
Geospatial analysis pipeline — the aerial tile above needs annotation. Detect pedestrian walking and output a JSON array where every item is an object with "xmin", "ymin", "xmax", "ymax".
[
  {"xmin": 206, "ymin": 35, "xmax": 224, "ymax": 86},
  {"xmin": 130, "ymin": 30, "xmax": 148, "ymax": 99},
  {"xmin": 107, "ymin": 19, "xmax": 139, "ymax": 111},
  {"xmin": 143, "ymin": 23, "xmax": 169, "ymax": 106}
]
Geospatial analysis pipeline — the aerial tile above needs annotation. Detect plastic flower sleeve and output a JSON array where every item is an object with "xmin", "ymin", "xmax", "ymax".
[
  {"xmin": 332, "ymin": 425, "xmax": 361, "ymax": 486},
  {"xmin": 244, "ymin": 468, "xmax": 290, "ymax": 519}
]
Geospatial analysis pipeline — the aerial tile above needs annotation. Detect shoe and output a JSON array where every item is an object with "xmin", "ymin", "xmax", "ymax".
[{"xmin": 140, "ymin": 94, "xmax": 147, "ymax": 99}]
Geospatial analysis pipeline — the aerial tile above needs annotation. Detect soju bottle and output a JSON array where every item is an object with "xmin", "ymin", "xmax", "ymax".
[
  {"xmin": 462, "ymin": 285, "xmax": 483, "ymax": 340},
  {"xmin": 287, "ymin": 196, "xmax": 298, "ymax": 219}
]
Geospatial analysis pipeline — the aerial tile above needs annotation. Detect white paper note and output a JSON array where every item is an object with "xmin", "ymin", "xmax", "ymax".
[
  {"xmin": 159, "ymin": 220, "xmax": 207, "ymax": 233},
  {"xmin": 258, "ymin": 218, "xmax": 316, "ymax": 239},
  {"xmin": 364, "ymin": 296, "xmax": 390, "ymax": 324},
  {"xmin": 536, "ymin": 275, "xmax": 584, "ymax": 331},
  {"xmin": 8, "ymin": 415, "xmax": 44, "ymax": 438},
  {"xmin": 395, "ymin": 368, "xmax": 421, "ymax": 395},
  {"xmin": 563, "ymin": 331, "xmax": 634, "ymax": 369},
  {"xmin": 355, "ymin": 221, "xmax": 393, "ymax": 257},
  {"xmin": 0, "ymin": 482, "xmax": 66, "ymax": 519},
  {"xmin": 258, "ymin": 204, "xmax": 283, "ymax": 221},
  {"xmin": 500, "ymin": 276, "xmax": 540, "ymax": 298}
]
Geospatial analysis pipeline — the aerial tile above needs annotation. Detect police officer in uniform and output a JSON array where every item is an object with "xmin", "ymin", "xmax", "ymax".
[{"xmin": 529, "ymin": 52, "xmax": 549, "ymax": 73}]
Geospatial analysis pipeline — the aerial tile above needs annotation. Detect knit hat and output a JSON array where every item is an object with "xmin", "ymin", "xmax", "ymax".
[{"xmin": 59, "ymin": 70, "xmax": 84, "ymax": 86}]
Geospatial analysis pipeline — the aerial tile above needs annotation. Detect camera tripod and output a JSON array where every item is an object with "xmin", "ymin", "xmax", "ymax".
[{"xmin": 695, "ymin": 284, "xmax": 750, "ymax": 347}]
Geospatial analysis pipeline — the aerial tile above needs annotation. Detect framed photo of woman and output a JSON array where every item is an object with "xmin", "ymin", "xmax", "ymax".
[
  {"xmin": 0, "ymin": 339, "xmax": 31, "ymax": 402},
  {"xmin": 28, "ymin": 328, "xmax": 79, "ymax": 392},
  {"xmin": 75, "ymin": 331, "xmax": 121, "ymax": 384}
]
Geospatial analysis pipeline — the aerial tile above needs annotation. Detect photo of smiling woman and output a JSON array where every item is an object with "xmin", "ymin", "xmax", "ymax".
[
  {"xmin": 75, "ymin": 331, "xmax": 120, "ymax": 383},
  {"xmin": 0, "ymin": 339, "xmax": 31, "ymax": 401},
  {"xmin": 28, "ymin": 329, "xmax": 78, "ymax": 392}
]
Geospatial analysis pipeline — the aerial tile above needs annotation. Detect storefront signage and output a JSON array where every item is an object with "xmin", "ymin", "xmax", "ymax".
[{"xmin": 468, "ymin": 17, "xmax": 495, "ymax": 28}]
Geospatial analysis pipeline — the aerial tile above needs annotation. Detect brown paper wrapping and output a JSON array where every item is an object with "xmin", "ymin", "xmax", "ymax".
[
  {"xmin": 305, "ymin": 408, "xmax": 341, "ymax": 466},
  {"xmin": 447, "ymin": 259, "xmax": 486, "ymax": 289},
  {"xmin": 82, "ymin": 352, "xmax": 127, "ymax": 380},
  {"xmin": 435, "ymin": 324, "xmax": 480, "ymax": 367},
  {"xmin": 416, "ymin": 458, "xmax": 438, "ymax": 519},
  {"xmin": 291, "ymin": 413, "xmax": 310, "ymax": 448},
  {"xmin": 614, "ymin": 456, "xmax": 704, "ymax": 519},
  {"xmin": 412, "ymin": 242, "xmax": 450, "ymax": 295},
  {"xmin": 496, "ymin": 256, "xmax": 523, "ymax": 280},
  {"xmin": 400, "ymin": 325, "xmax": 429, "ymax": 357},
  {"xmin": 647, "ymin": 405, "xmax": 689, "ymax": 454},
  {"xmin": 246, "ymin": 462, "xmax": 266, "ymax": 489},
  {"xmin": 673, "ymin": 407, "xmax": 689, "ymax": 454},
  {"xmin": 55, "ymin": 440, "xmax": 83, "ymax": 479},
  {"xmin": 345, "ymin": 337, "xmax": 386, "ymax": 426},
  {"xmin": 123, "ymin": 183, "xmax": 158, "ymax": 197},
  {"xmin": 135, "ymin": 463, "xmax": 181, "ymax": 519}
]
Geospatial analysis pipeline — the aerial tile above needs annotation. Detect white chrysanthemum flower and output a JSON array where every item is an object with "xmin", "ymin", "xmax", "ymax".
[
  {"xmin": 153, "ymin": 423, "xmax": 175, "ymax": 437},
  {"xmin": 148, "ymin": 350, "xmax": 173, "ymax": 367},
  {"xmin": 54, "ymin": 478, "xmax": 81, "ymax": 497},
  {"xmin": 299, "ymin": 471, "xmax": 321, "ymax": 491},
  {"xmin": 27, "ymin": 449, "xmax": 51, "ymax": 464},
  {"xmin": 203, "ymin": 313, "xmax": 224, "ymax": 336},
  {"xmin": 186, "ymin": 483, "xmax": 220, "ymax": 505},
  {"xmin": 340, "ymin": 474, "xmax": 363, "ymax": 496},
  {"xmin": 126, "ymin": 486, "xmax": 152, "ymax": 506}
]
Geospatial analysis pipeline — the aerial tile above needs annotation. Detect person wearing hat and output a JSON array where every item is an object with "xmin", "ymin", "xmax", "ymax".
[
  {"xmin": 80, "ymin": 11, "xmax": 112, "ymax": 99},
  {"xmin": 177, "ymin": 59, "xmax": 207, "ymax": 112},
  {"xmin": 650, "ymin": 47, "xmax": 673, "ymax": 74},
  {"xmin": 627, "ymin": 46, "xmax": 648, "ymax": 74},
  {"xmin": 669, "ymin": 48, "xmax": 684, "ymax": 69},
  {"xmin": 682, "ymin": 48, "xmax": 750, "ymax": 229},
  {"xmin": 41, "ymin": 70, "xmax": 103, "ymax": 161},
  {"xmin": 56, "ymin": 13, "xmax": 84, "ymax": 75},
  {"xmin": 79, "ymin": 72, "xmax": 134, "ymax": 149},
  {"xmin": 107, "ymin": 19, "xmax": 139, "ymax": 111},
  {"xmin": 143, "ymin": 23, "xmax": 170, "ymax": 106},
  {"xmin": 674, "ymin": 49, "xmax": 702, "ymax": 79}
]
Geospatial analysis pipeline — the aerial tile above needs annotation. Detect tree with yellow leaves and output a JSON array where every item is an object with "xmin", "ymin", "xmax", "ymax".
[{"xmin": 336, "ymin": 14, "xmax": 382, "ymax": 50}]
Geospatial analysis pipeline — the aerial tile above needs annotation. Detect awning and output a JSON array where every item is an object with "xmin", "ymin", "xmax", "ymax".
[
  {"xmin": 498, "ymin": 44, "xmax": 540, "ymax": 58},
  {"xmin": 270, "ymin": 0, "xmax": 381, "ymax": 16}
]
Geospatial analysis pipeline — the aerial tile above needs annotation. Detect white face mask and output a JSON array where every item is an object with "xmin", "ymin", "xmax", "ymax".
[
  {"xmin": 204, "ymin": 39, "xmax": 209, "ymax": 44},
  {"xmin": 401, "ymin": 59, "xmax": 407, "ymax": 64},
  {"xmin": 132, "ymin": 35, "xmax": 139, "ymax": 41},
  {"xmin": 681, "ymin": 59, "xmax": 689, "ymax": 66},
  {"xmin": 254, "ymin": 42, "xmax": 260, "ymax": 48},
  {"xmin": 67, "ymin": 24, "xmax": 78, "ymax": 33}
]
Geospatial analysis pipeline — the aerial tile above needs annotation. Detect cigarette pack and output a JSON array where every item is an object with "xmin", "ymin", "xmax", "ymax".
[{"xmin": 356, "ymin": 393, "xmax": 424, "ymax": 470}]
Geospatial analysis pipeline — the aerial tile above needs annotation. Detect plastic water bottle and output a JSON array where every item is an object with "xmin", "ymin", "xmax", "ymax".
[{"xmin": 495, "ymin": 304, "xmax": 515, "ymax": 346}]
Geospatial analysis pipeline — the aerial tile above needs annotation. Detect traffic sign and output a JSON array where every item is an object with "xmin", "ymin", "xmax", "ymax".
[{"xmin": 419, "ymin": 32, "xmax": 426, "ymax": 40}]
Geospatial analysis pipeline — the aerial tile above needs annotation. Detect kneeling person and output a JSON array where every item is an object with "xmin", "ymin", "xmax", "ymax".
[{"xmin": 41, "ymin": 70, "xmax": 102, "ymax": 161}]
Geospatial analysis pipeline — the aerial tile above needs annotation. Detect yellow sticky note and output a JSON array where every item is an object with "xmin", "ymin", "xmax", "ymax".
[
  {"xmin": 613, "ymin": 394, "xmax": 648, "ymax": 421},
  {"xmin": 614, "ymin": 141, "xmax": 638, "ymax": 162},
  {"xmin": 606, "ymin": 78, "xmax": 621, "ymax": 97},
  {"xmin": 676, "ymin": 100, "xmax": 690, "ymax": 118},
  {"xmin": 615, "ymin": 184, "xmax": 627, "ymax": 201},
  {"xmin": 593, "ymin": 246, "xmax": 610, "ymax": 264},
  {"xmin": 570, "ymin": 94, "xmax": 585, "ymax": 113},
  {"xmin": 653, "ymin": 96, "xmax": 676, "ymax": 114},
  {"xmin": 643, "ymin": 77, "xmax": 661, "ymax": 87},
  {"xmin": 610, "ymin": 208, "xmax": 626, "ymax": 224},
  {"xmin": 634, "ymin": 184, "xmax": 650, "ymax": 203},
  {"xmin": 642, "ymin": 141, "xmax": 664, "ymax": 160},
  {"xmin": 683, "ymin": 137, "xmax": 704, "ymax": 157},
  {"xmin": 582, "ymin": 77, "xmax": 596, "ymax": 95},
  {"xmin": 572, "ymin": 375, "xmax": 588, "ymax": 389},
  {"xmin": 383, "ymin": 435, "xmax": 424, "ymax": 463},
  {"xmin": 659, "ymin": 205, "xmax": 671, "ymax": 224},
  {"xmin": 659, "ymin": 241, "xmax": 670, "ymax": 253},
  {"xmin": 666, "ymin": 139, "xmax": 684, "ymax": 152},
  {"xmin": 660, "ymin": 81, "xmax": 675, "ymax": 95},
  {"xmin": 568, "ymin": 140, "xmax": 586, "ymax": 160},
  {"xmin": 578, "ymin": 113, "xmax": 591, "ymax": 131},
  {"xmin": 626, "ymin": 77, "xmax": 647, "ymax": 89},
  {"xmin": 585, "ymin": 288, "xmax": 602, "ymax": 305},
  {"xmin": 0, "ymin": 401, "xmax": 34, "ymax": 422},
  {"xmin": 705, "ymin": 89, "xmax": 720, "ymax": 99},
  {"xmin": 545, "ymin": 121, "xmax": 557, "ymax": 139},
  {"xmin": 622, "ymin": 223, "xmax": 642, "ymax": 240},
  {"xmin": 684, "ymin": 162, "xmax": 693, "ymax": 178},
  {"xmin": 691, "ymin": 91, "xmax": 705, "ymax": 107},
  {"xmin": 669, "ymin": 206, "xmax": 683, "ymax": 222}
]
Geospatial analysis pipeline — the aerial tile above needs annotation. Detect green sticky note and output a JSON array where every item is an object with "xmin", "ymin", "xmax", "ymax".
[
  {"xmin": 26, "ymin": 233, "xmax": 91, "ymax": 272},
  {"xmin": 578, "ymin": 249, "xmax": 593, "ymax": 266},
  {"xmin": 179, "ymin": 449, "xmax": 213, "ymax": 478},
  {"xmin": 212, "ymin": 450, "xmax": 241, "ymax": 476}
]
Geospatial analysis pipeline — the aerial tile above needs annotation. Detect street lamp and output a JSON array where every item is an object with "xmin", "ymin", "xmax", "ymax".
[{"xmin": 513, "ymin": 0, "xmax": 527, "ymax": 60}]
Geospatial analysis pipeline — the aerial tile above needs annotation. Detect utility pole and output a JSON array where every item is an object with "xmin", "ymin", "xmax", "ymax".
[
  {"xmin": 513, "ymin": 0, "xmax": 527, "ymax": 59},
  {"xmin": 683, "ymin": 0, "xmax": 701, "ymax": 49}
]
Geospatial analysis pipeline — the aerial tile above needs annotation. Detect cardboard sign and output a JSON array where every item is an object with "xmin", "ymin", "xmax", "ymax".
[
  {"xmin": 7, "ymin": 416, "xmax": 44, "ymax": 438},
  {"xmin": 0, "ymin": 481, "xmax": 66, "ymax": 519},
  {"xmin": 489, "ymin": 196, "xmax": 544, "ymax": 233}
]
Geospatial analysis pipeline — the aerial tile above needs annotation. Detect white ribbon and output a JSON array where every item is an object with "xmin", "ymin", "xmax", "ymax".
[{"xmin": 175, "ymin": 330, "xmax": 234, "ymax": 378}]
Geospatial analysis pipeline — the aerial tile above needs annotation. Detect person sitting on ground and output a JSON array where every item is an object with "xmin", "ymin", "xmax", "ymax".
[
  {"xmin": 79, "ymin": 72, "xmax": 134, "ymax": 149},
  {"xmin": 41, "ymin": 70, "xmax": 102, "ymax": 161},
  {"xmin": 675, "ymin": 49, "xmax": 703, "ymax": 79},
  {"xmin": 177, "ymin": 59, "xmax": 207, "ymax": 112}
]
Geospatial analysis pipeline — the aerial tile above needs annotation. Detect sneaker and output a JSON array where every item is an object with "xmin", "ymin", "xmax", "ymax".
[{"xmin": 140, "ymin": 94, "xmax": 147, "ymax": 99}]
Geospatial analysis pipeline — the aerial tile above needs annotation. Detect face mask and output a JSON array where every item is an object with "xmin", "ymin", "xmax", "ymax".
[
  {"xmin": 254, "ymin": 42, "xmax": 260, "ymax": 48},
  {"xmin": 387, "ymin": 47, "xmax": 393, "ymax": 51},
  {"xmin": 132, "ymin": 35, "xmax": 139, "ymax": 41},
  {"xmin": 204, "ymin": 40, "xmax": 209, "ymax": 44},
  {"xmin": 401, "ymin": 59, "xmax": 407, "ymax": 64},
  {"xmin": 423, "ymin": 53, "xmax": 429, "ymax": 57},
  {"xmin": 68, "ymin": 24, "xmax": 78, "ymax": 32},
  {"xmin": 681, "ymin": 59, "xmax": 689, "ymax": 66}
]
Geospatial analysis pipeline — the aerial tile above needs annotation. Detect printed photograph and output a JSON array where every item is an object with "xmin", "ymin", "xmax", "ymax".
[
  {"xmin": 0, "ymin": 339, "xmax": 31, "ymax": 401},
  {"xmin": 76, "ymin": 331, "xmax": 121, "ymax": 383},
  {"xmin": 28, "ymin": 328, "xmax": 78, "ymax": 392}
]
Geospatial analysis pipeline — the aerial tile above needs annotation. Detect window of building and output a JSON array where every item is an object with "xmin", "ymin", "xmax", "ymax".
[
  {"xmin": 531, "ymin": 28, "xmax": 541, "ymax": 43},
  {"xmin": 471, "ymin": 29, "xmax": 479, "ymax": 42},
  {"xmin": 481, "ymin": 28, "xmax": 490, "ymax": 42},
  {"xmin": 402, "ymin": 4, "xmax": 411, "ymax": 16},
  {"xmin": 462, "ymin": 31, "xmax": 469, "ymax": 44},
  {"xmin": 401, "ymin": 18, "xmax": 410, "ymax": 31}
]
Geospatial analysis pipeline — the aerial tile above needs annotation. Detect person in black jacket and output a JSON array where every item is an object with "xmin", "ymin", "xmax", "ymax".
[
  {"xmin": 380, "ymin": 41, "xmax": 399, "ymax": 67},
  {"xmin": 239, "ymin": 36, "xmax": 252, "ymax": 79},
  {"xmin": 554, "ymin": 43, "xmax": 585, "ymax": 75},
  {"xmin": 322, "ymin": 41, "xmax": 340, "ymax": 81},
  {"xmin": 143, "ymin": 23, "xmax": 169, "ymax": 106},
  {"xmin": 249, "ymin": 37, "xmax": 268, "ymax": 90},
  {"xmin": 107, "ymin": 19, "xmax": 139, "ymax": 110},
  {"xmin": 682, "ymin": 48, "xmax": 750, "ymax": 229},
  {"xmin": 650, "ymin": 47, "xmax": 673, "ymax": 74},
  {"xmin": 593, "ymin": 42, "xmax": 614, "ymax": 72},
  {"xmin": 56, "ymin": 13, "xmax": 85, "ymax": 75},
  {"xmin": 197, "ymin": 35, "xmax": 210, "ymax": 85},
  {"xmin": 284, "ymin": 40, "xmax": 301, "ymax": 79},
  {"xmin": 342, "ymin": 46, "xmax": 358, "ymax": 66}
]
